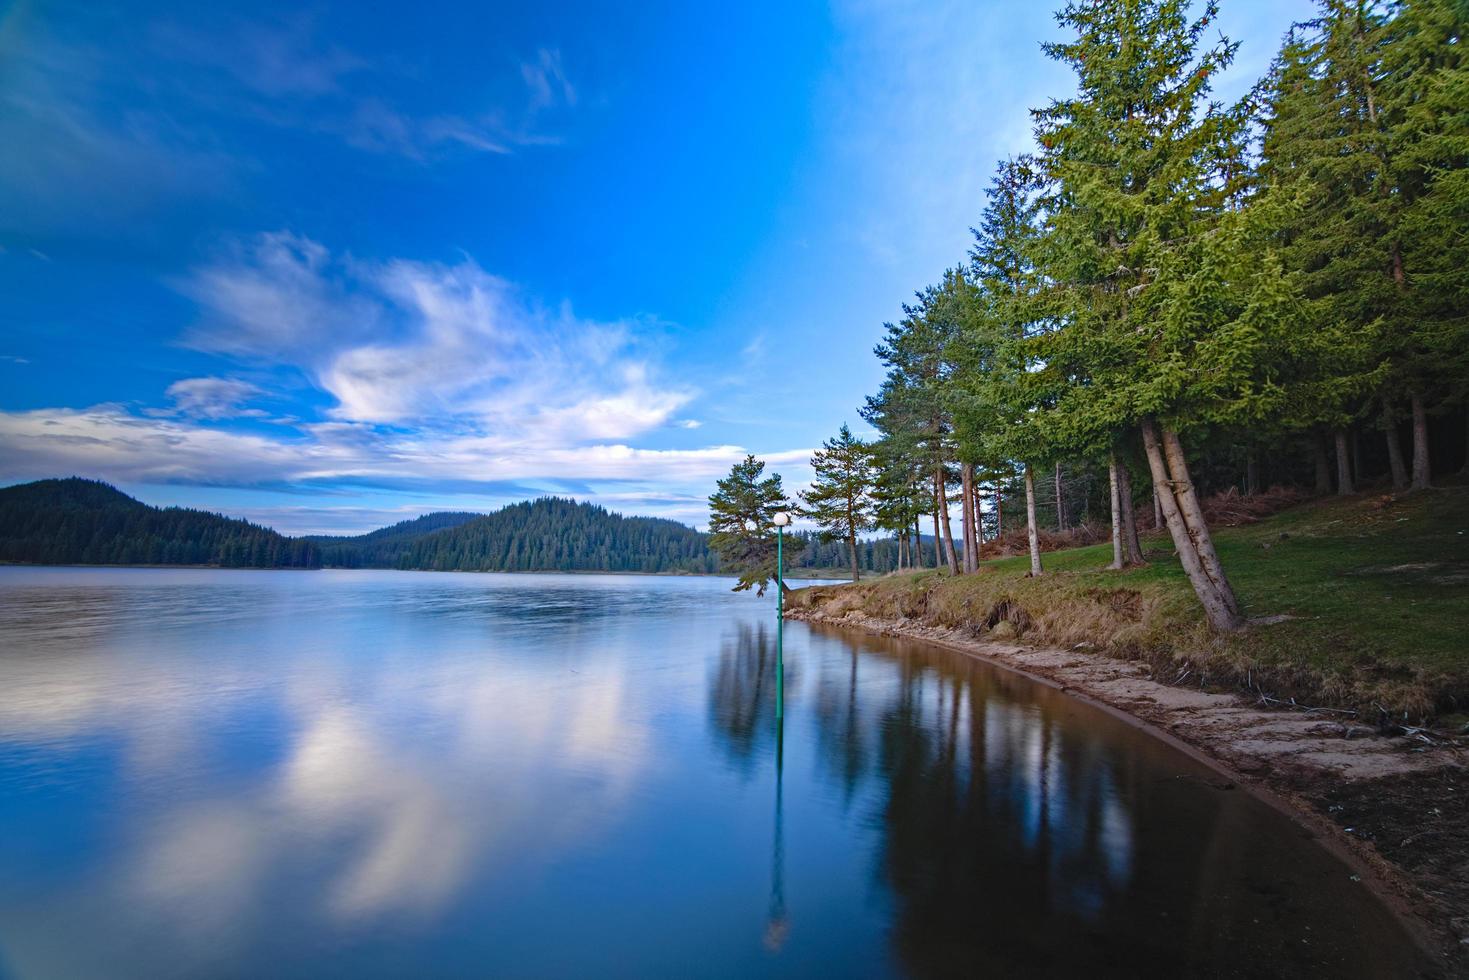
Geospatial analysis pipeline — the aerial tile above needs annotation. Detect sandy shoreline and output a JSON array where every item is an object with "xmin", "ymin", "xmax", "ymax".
[{"xmin": 788, "ymin": 606, "xmax": 1467, "ymax": 974}]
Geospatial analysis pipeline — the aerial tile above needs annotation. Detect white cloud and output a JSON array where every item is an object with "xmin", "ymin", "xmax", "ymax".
[
  {"xmin": 3, "ymin": 227, "xmax": 815, "ymax": 528},
  {"xmin": 179, "ymin": 231, "xmax": 374, "ymax": 359},
  {"xmin": 0, "ymin": 402, "xmax": 813, "ymax": 526},
  {"xmin": 180, "ymin": 232, "xmax": 696, "ymax": 443},
  {"xmin": 162, "ymin": 377, "xmax": 267, "ymax": 419}
]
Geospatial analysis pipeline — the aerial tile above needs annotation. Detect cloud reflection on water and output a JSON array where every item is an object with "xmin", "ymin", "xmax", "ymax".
[{"xmin": 0, "ymin": 578, "xmax": 653, "ymax": 976}]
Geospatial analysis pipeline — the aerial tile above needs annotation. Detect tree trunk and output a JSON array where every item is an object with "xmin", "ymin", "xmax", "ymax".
[
  {"xmin": 1411, "ymin": 393, "xmax": 1431, "ymax": 490},
  {"xmin": 1385, "ymin": 416, "xmax": 1408, "ymax": 491},
  {"xmin": 972, "ymin": 479, "xmax": 985, "ymax": 546},
  {"xmin": 1152, "ymin": 487, "xmax": 1162, "ymax": 531},
  {"xmin": 1244, "ymin": 451, "xmax": 1259, "ymax": 497},
  {"xmin": 1140, "ymin": 418, "xmax": 1243, "ymax": 632},
  {"xmin": 1335, "ymin": 429, "xmax": 1355, "ymax": 495},
  {"xmin": 960, "ymin": 463, "xmax": 978, "ymax": 574},
  {"xmin": 1118, "ymin": 457, "xmax": 1145, "ymax": 565},
  {"xmin": 937, "ymin": 468, "xmax": 959, "ymax": 575},
  {"xmin": 1160, "ymin": 426, "xmax": 1241, "ymax": 621},
  {"xmin": 931, "ymin": 497, "xmax": 942, "ymax": 569},
  {"xmin": 1024, "ymin": 463, "xmax": 1043, "ymax": 577},
  {"xmin": 995, "ymin": 482, "xmax": 1003, "ymax": 537},
  {"xmin": 1054, "ymin": 462, "xmax": 1066, "ymax": 531},
  {"xmin": 1108, "ymin": 454, "xmax": 1124, "ymax": 570},
  {"xmin": 1313, "ymin": 432, "xmax": 1333, "ymax": 495}
]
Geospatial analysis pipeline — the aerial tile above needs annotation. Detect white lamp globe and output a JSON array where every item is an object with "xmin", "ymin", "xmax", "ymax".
[{"xmin": 772, "ymin": 511, "xmax": 791, "ymax": 527}]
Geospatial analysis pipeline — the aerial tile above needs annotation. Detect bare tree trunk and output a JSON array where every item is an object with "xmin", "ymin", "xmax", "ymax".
[
  {"xmin": 1118, "ymin": 459, "xmax": 1145, "ymax": 565},
  {"xmin": 1152, "ymin": 487, "xmax": 1162, "ymax": 531},
  {"xmin": 960, "ymin": 463, "xmax": 977, "ymax": 574},
  {"xmin": 1024, "ymin": 463, "xmax": 1043, "ymax": 577},
  {"xmin": 1054, "ymin": 462, "xmax": 1066, "ymax": 531},
  {"xmin": 972, "ymin": 478, "xmax": 985, "ymax": 546},
  {"xmin": 1160, "ymin": 427, "xmax": 1241, "ymax": 621},
  {"xmin": 1385, "ymin": 414, "xmax": 1408, "ymax": 491},
  {"xmin": 1244, "ymin": 451, "xmax": 1259, "ymax": 497},
  {"xmin": 1312, "ymin": 432, "xmax": 1333, "ymax": 495},
  {"xmin": 1335, "ymin": 429, "xmax": 1355, "ymax": 495},
  {"xmin": 1411, "ymin": 393, "xmax": 1431, "ymax": 490},
  {"xmin": 1140, "ymin": 418, "xmax": 1242, "ymax": 632},
  {"xmin": 995, "ymin": 482, "xmax": 1003, "ymax": 537},
  {"xmin": 930, "ymin": 504, "xmax": 941, "ymax": 568},
  {"xmin": 937, "ymin": 468, "xmax": 959, "ymax": 575},
  {"xmin": 1108, "ymin": 454, "xmax": 1124, "ymax": 570}
]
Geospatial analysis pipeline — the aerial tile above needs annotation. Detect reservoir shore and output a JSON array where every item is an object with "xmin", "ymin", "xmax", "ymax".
[{"xmin": 786, "ymin": 597, "xmax": 1467, "ymax": 974}]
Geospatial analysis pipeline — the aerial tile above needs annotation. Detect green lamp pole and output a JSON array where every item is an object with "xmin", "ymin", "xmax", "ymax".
[{"xmin": 773, "ymin": 511, "xmax": 790, "ymax": 720}]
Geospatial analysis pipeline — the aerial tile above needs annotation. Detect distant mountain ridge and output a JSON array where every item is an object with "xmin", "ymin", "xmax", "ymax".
[
  {"xmin": 0, "ymin": 479, "xmax": 716, "ymax": 573},
  {"xmin": 0, "ymin": 478, "xmax": 317, "ymax": 568},
  {"xmin": 0, "ymin": 478, "xmax": 914, "ymax": 575}
]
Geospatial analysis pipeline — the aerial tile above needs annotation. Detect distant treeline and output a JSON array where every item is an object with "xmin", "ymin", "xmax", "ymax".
[
  {"xmin": 0, "ymin": 478, "xmax": 317, "ymax": 568},
  {"xmin": 787, "ymin": 531, "xmax": 917, "ymax": 576},
  {"xmin": 4, "ymin": 479, "xmax": 892, "ymax": 576},
  {"xmin": 311, "ymin": 497, "xmax": 719, "ymax": 574},
  {"xmin": 305, "ymin": 511, "xmax": 483, "ymax": 568}
]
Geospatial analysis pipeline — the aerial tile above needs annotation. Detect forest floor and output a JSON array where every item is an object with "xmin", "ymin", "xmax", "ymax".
[{"xmin": 786, "ymin": 483, "xmax": 1469, "ymax": 971}]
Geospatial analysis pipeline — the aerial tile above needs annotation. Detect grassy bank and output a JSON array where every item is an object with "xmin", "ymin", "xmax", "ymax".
[{"xmin": 788, "ymin": 484, "xmax": 1469, "ymax": 721}]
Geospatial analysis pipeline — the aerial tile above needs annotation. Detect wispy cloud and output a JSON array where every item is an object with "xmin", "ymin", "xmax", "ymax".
[
  {"xmin": 521, "ymin": 48, "xmax": 577, "ymax": 113},
  {"xmin": 159, "ymin": 377, "xmax": 268, "ymax": 420},
  {"xmin": 0, "ymin": 25, "xmax": 239, "ymax": 241},
  {"xmin": 159, "ymin": 21, "xmax": 580, "ymax": 161},
  {"xmin": 0, "ymin": 12, "xmax": 580, "ymax": 244},
  {"xmin": 180, "ymin": 231, "xmax": 694, "ymax": 439},
  {"xmin": 0, "ymin": 403, "xmax": 812, "ymax": 526},
  {"xmin": 0, "ymin": 228, "xmax": 815, "ymax": 527}
]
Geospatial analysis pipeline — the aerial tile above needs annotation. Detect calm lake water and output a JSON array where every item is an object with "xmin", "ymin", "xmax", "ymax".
[{"xmin": 0, "ymin": 567, "xmax": 1427, "ymax": 978}]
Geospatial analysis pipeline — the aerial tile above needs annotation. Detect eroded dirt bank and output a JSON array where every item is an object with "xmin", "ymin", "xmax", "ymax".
[{"xmin": 787, "ymin": 604, "xmax": 1468, "ymax": 975}]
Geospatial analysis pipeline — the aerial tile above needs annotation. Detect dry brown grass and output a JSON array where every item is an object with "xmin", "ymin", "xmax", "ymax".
[{"xmin": 788, "ymin": 484, "xmax": 1469, "ymax": 722}]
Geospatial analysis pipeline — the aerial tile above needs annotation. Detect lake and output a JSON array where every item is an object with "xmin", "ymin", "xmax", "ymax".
[{"xmin": 0, "ymin": 567, "xmax": 1427, "ymax": 978}]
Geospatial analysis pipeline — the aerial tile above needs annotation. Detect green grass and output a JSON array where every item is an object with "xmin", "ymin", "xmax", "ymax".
[{"xmin": 789, "ymin": 483, "xmax": 1469, "ymax": 720}]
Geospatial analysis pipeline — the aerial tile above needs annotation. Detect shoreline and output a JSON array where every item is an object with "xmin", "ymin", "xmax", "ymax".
[
  {"xmin": 787, "ymin": 605, "xmax": 1466, "ymax": 973},
  {"xmin": 0, "ymin": 561, "xmax": 854, "ymax": 581}
]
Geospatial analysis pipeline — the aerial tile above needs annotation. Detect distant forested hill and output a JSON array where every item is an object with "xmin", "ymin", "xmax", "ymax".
[
  {"xmin": 383, "ymin": 498, "xmax": 719, "ymax": 574},
  {"xmin": 0, "ymin": 478, "xmax": 318, "ymax": 568},
  {"xmin": 306, "ymin": 511, "xmax": 482, "ymax": 568},
  {"xmin": 1, "ymin": 479, "xmax": 912, "ymax": 576}
]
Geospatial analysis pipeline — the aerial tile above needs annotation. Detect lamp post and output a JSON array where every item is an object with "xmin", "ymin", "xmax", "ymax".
[
  {"xmin": 767, "ymin": 511, "xmax": 791, "ymax": 949},
  {"xmin": 772, "ymin": 511, "xmax": 790, "ymax": 720}
]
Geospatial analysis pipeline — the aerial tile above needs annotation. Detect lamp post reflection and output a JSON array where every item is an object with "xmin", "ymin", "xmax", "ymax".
[{"xmin": 764, "ymin": 703, "xmax": 788, "ymax": 952}]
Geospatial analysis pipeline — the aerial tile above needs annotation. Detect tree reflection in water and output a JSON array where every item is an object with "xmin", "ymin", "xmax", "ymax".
[
  {"xmin": 707, "ymin": 622, "xmax": 799, "ymax": 774},
  {"xmin": 707, "ymin": 622, "xmax": 1421, "ymax": 977}
]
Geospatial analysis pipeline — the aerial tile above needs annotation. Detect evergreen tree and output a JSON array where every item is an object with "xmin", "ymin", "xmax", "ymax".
[
  {"xmin": 708, "ymin": 455, "xmax": 806, "ymax": 595},
  {"xmin": 800, "ymin": 424, "xmax": 876, "ymax": 582},
  {"xmin": 1027, "ymin": 0, "xmax": 1290, "ymax": 630},
  {"xmin": 955, "ymin": 157, "xmax": 1056, "ymax": 577}
]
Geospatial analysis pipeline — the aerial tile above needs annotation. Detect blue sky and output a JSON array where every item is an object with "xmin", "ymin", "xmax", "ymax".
[{"xmin": 0, "ymin": 0, "xmax": 1312, "ymax": 533}]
